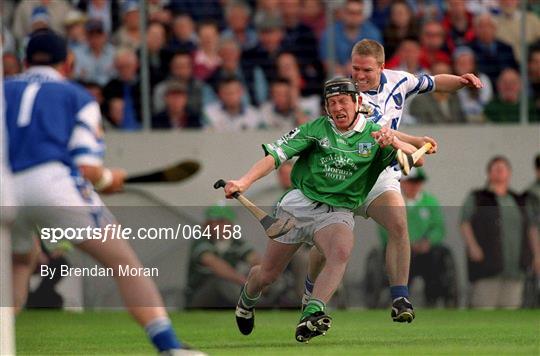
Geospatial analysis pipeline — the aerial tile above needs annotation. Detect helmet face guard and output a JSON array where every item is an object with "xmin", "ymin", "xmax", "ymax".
[{"xmin": 324, "ymin": 77, "xmax": 361, "ymax": 116}]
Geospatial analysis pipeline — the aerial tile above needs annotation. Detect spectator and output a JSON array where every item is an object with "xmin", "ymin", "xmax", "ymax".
[
  {"xmin": 103, "ymin": 48, "xmax": 142, "ymax": 130},
  {"xmin": 452, "ymin": 46, "xmax": 493, "ymax": 123},
  {"xmin": 221, "ymin": 1, "xmax": 258, "ymax": 51},
  {"xmin": 205, "ymin": 38, "xmax": 266, "ymax": 106},
  {"xmin": 140, "ymin": 22, "xmax": 168, "ymax": 87},
  {"xmin": 3, "ymin": 53, "xmax": 21, "ymax": 77},
  {"xmin": 495, "ymin": 0, "xmax": 540, "ymax": 62},
  {"xmin": 319, "ymin": 0, "xmax": 382, "ymax": 76},
  {"xmin": 369, "ymin": 0, "xmax": 392, "ymax": 33},
  {"xmin": 184, "ymin": 204, "xmax": 260, "ymax": 308},
  {"xmin": 167, "ymin": 0, "xmax": 224, "ymax": 26},
  {"xmin": 529, "ymin": 46, "xmax": 540, "ymax": 112},
  {"xmin": 243, "ymin": 13, "xmax": 288, "ymax": 89},
  {"xmin": 300, "ymin": 0, "xmax": 326, "ymax": 40},
  {"xmin": 76, "ymin": 0, "xmax": 120, "ymax": 34},
  {"xmin": 465, "ymin": 0, "xmax": 500, "ymax": 15},
  {"xmin": 383, "ymin": 0, "xmax": 420, "ymax": 59},
  {"xmin": 484, "ymin": 68, "xmax": 539, "ymax": 123},
  {"xmin": 385, "ymin": 37, "xmax": 427, "ymax": 75},
  {"xmin": 406, "ymin": 0, "xmax": 444, "ymax": 20},
  {"xmin": 418, "ymin": 20, "xmax": 451, "ymax": 69},
  {"xmin": 12, "ymin": 0, "xmax": 72, "ymax": 42},
  {"xmin": 281, "ymin": 0, "xmax": 324, "ymax": 93},
  {"xmin": 409, "ymin": 61, "xmax": 466, "ymax": 124},
  {"xmin": 152, "ymin": 51, "xmax": 206, "ymax": 117},
  {"xmin": 379, "ymin": 168, "xmax": 455, "ymax": 307},
  {"xmin": 147, "ymin": 0, "xmax": 172, "ymax": 26},
  {"xmin": 63, "ymin": 10, "xmax": 87, "ymax": 51},
  {"xmin": 253, "ymin": 0, "xmax": 281, "ymax": 27},
  {"xmin": 275, "ymin": 52, "xmax": 321, "ymax": 118},
  {"xmin": 259, "ymin": 79, "xmax": 309, "ymax": 131},
  {"xmin": 203, "ymin": 76, "xmax": 262, "ymax": 131},
  {"xmin": 166, "ymin": 13, "xmax": 198, "ymax": 54},
  {"xmin": 112, "ymin": 0, "xmax": 141, "ymax": 51},
  {"xmin": 460, "ymin": 156, "xmax": 540, "ymax": 308},
  {"xmin": 73, "ymin": 19, "xmax": 116, "ymax": 86},
  {"xmin": 192, "ymin": 21, "xmax": 221, "ymax": 80},
  {"xmin": 151, "ymin": 81, "xmax": 202, "ymax": 129},
  {"xmin": 468, "ymin": 13, "xmax": 518, "ymax": 88},
  {"xmin": 441, "ymin": 0, "xmax": 475, "ymax": 53}
]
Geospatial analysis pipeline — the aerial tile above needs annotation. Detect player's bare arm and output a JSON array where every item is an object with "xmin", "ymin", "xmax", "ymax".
[
  {"xmin": 224, "ymin": 155, "xmax": 275, "ymax": 198},
  {"xmin": 392, "ymin": 130, "xmax": 438, "ymax": 154},
  {"xmin": 79, "ymin": 164, "xmax": 126, "ymax": 194},
  {"xmin": 371, "ymin": 128, "xmax": 435, "ymax": 159},
  {"xmin": 434, "ymin": 73, "xmax": 483, "ymax": 93}
]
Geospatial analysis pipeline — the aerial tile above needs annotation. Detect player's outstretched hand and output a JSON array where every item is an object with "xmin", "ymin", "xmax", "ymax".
[
  {"xmin": 103, "ymin": 168, "xmax": 126, "ymax": 194},
  {"xmin": 371, "ymin": 126, "xmax": 395, "ymax": 148},
  {"xmin": 459, "ymin": 73, "xmax": 483, "ymax": 89},
  {"xmin": 422, "ymin": 136, "xmax": 438, "ymax": 154}
]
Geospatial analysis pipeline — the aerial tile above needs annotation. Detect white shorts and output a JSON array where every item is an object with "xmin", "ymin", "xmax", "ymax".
[
  {"xmin": 355, "ymin": 166, "xmax": 402, "ymax": 218},
  {"xmin": 273, "ymin": 189, "xmax": 355, "ymax": 245},
  {"xmin": 11, "ymin": 162, "xmax": 115, "ymax": 254}
]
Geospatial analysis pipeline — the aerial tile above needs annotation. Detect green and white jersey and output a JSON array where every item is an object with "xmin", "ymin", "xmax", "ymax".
[{"xmin": 263, "ymin": 115, "xmax": 396, "ymax": 210}]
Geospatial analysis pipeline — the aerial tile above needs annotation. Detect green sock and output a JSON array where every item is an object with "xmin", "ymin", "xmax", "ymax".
[
  {"xmin": 239, "ymin": 285, "xmax": 261, "ymax": 309},
  {"xmin": 301, "ymin": 298, "xmax": 325, "ymax": 320}
]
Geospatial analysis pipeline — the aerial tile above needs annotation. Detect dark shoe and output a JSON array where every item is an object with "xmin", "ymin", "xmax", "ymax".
[
  {"xmin": 235, "ymin": 302, "xmax": 255, "ymax": 335},
  {"xmin": 391, "ymin": 297, "xmax": 415, "ymax": 323},
  {"xmin": 295, "ymin": 311, "xmax": 332, "ymax": 343}
]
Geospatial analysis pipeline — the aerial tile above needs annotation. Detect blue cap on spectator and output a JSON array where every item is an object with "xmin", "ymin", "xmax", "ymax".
[
  {"xmin": 31, "ymin": 6, "xmax": 50, "ymax": 25},
  {"xmin": 26, "ymin": 30, "xmax": 67, "ymax": 66},
  {"xmin": 122, "ymin": 0, "xmax": 139, "ymax": 15}
]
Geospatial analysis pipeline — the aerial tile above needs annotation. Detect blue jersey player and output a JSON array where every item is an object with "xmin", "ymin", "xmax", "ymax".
[
  {"xmin": 4, "ymin": 30, "xmax": 205, "ymax": 356},
  {"xmin": 303, "ymin": 39, "xmax": 483, "ymax": 324}
]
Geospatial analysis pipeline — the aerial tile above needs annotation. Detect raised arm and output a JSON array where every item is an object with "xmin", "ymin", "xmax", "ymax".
[
  {"xmin": 434, "ymin": 73, "xmax": 483, "ymax": 93},
  {"xmin": 224, "ymin": 155, "xmax": 276, "ymax": 198}
]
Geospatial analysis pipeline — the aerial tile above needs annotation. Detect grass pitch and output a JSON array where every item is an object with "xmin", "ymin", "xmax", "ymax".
[{"xmin": 16, "ymin": 309, "xmax": 540, "ymax": 355}]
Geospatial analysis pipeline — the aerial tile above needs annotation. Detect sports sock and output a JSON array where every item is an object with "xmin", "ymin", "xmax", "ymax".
[
  {"xmin": 239, "ymin": 285, "xmax": 261, "ymax": 309},
  {"xmin": 390, "ymin": 285, "xmax": 409, "ymax": 301},
  {"xmin": 304, "ymin": 275, "xmax": 314, "ymax": 295},
  {"xmin": 145, "ymin": 316, "xmax": 181, "ymax": 352},
  {"xmin": 301, "ymin": 298, "xmax": 325, "ymax": 320}
]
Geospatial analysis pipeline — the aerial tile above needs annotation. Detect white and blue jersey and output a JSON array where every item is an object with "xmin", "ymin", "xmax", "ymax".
[
  {"xmin": 4, "ymin": 66, "xmax": 104, "ymax": 173},
  {"xmin": 361, "ymin": 69, "xmax": 435, "ymax": 129},
  {"xmin": 4, "ymin": 66, "xmax": 114, "ymax": 253},
  {"xmin": 357, "ymin": 69, "xmax": 435, "ymax": 217}
]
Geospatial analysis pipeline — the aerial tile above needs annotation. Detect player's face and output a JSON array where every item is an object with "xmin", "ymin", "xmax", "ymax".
[
  {"xmin": 351, "ymin": 54, "xmax": 384, "ymax": 92},
  {"xmin": 327, "ymin": 94, "xmax": 357, "ymax": 131}
]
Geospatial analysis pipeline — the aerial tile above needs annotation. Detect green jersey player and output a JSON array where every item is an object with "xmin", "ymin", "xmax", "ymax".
[{"xmin": 221, "ymin": 77, "xmax": 425, "ymax": 343}]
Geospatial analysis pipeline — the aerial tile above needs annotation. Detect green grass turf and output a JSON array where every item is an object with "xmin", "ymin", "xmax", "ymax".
[{"xmin": 16, "ymin": 309, "xmax": 540, "ymax": 355}]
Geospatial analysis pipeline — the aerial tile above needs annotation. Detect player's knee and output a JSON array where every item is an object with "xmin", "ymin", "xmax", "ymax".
[
  {"xmin": 386, "ymin": 219, "xmax": 408, "ymax": 240},
  {"xmin": 327, "ymin": 245, "xmax": 352, "ymax": 265}
]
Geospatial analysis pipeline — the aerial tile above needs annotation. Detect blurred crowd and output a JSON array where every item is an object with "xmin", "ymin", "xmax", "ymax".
[{"xmin": 2, "ymin": 0, "xmax": 540, "ymax": 130}]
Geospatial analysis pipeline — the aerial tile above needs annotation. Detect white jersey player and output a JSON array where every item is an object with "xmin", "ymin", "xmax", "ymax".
[
  {"xmin": 4, "ymin": 29, "xmax": 205, "ymax": 355},
  {"xmin": 303, "ymin": 39, "xmax": 483, "ymax": 322}
]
